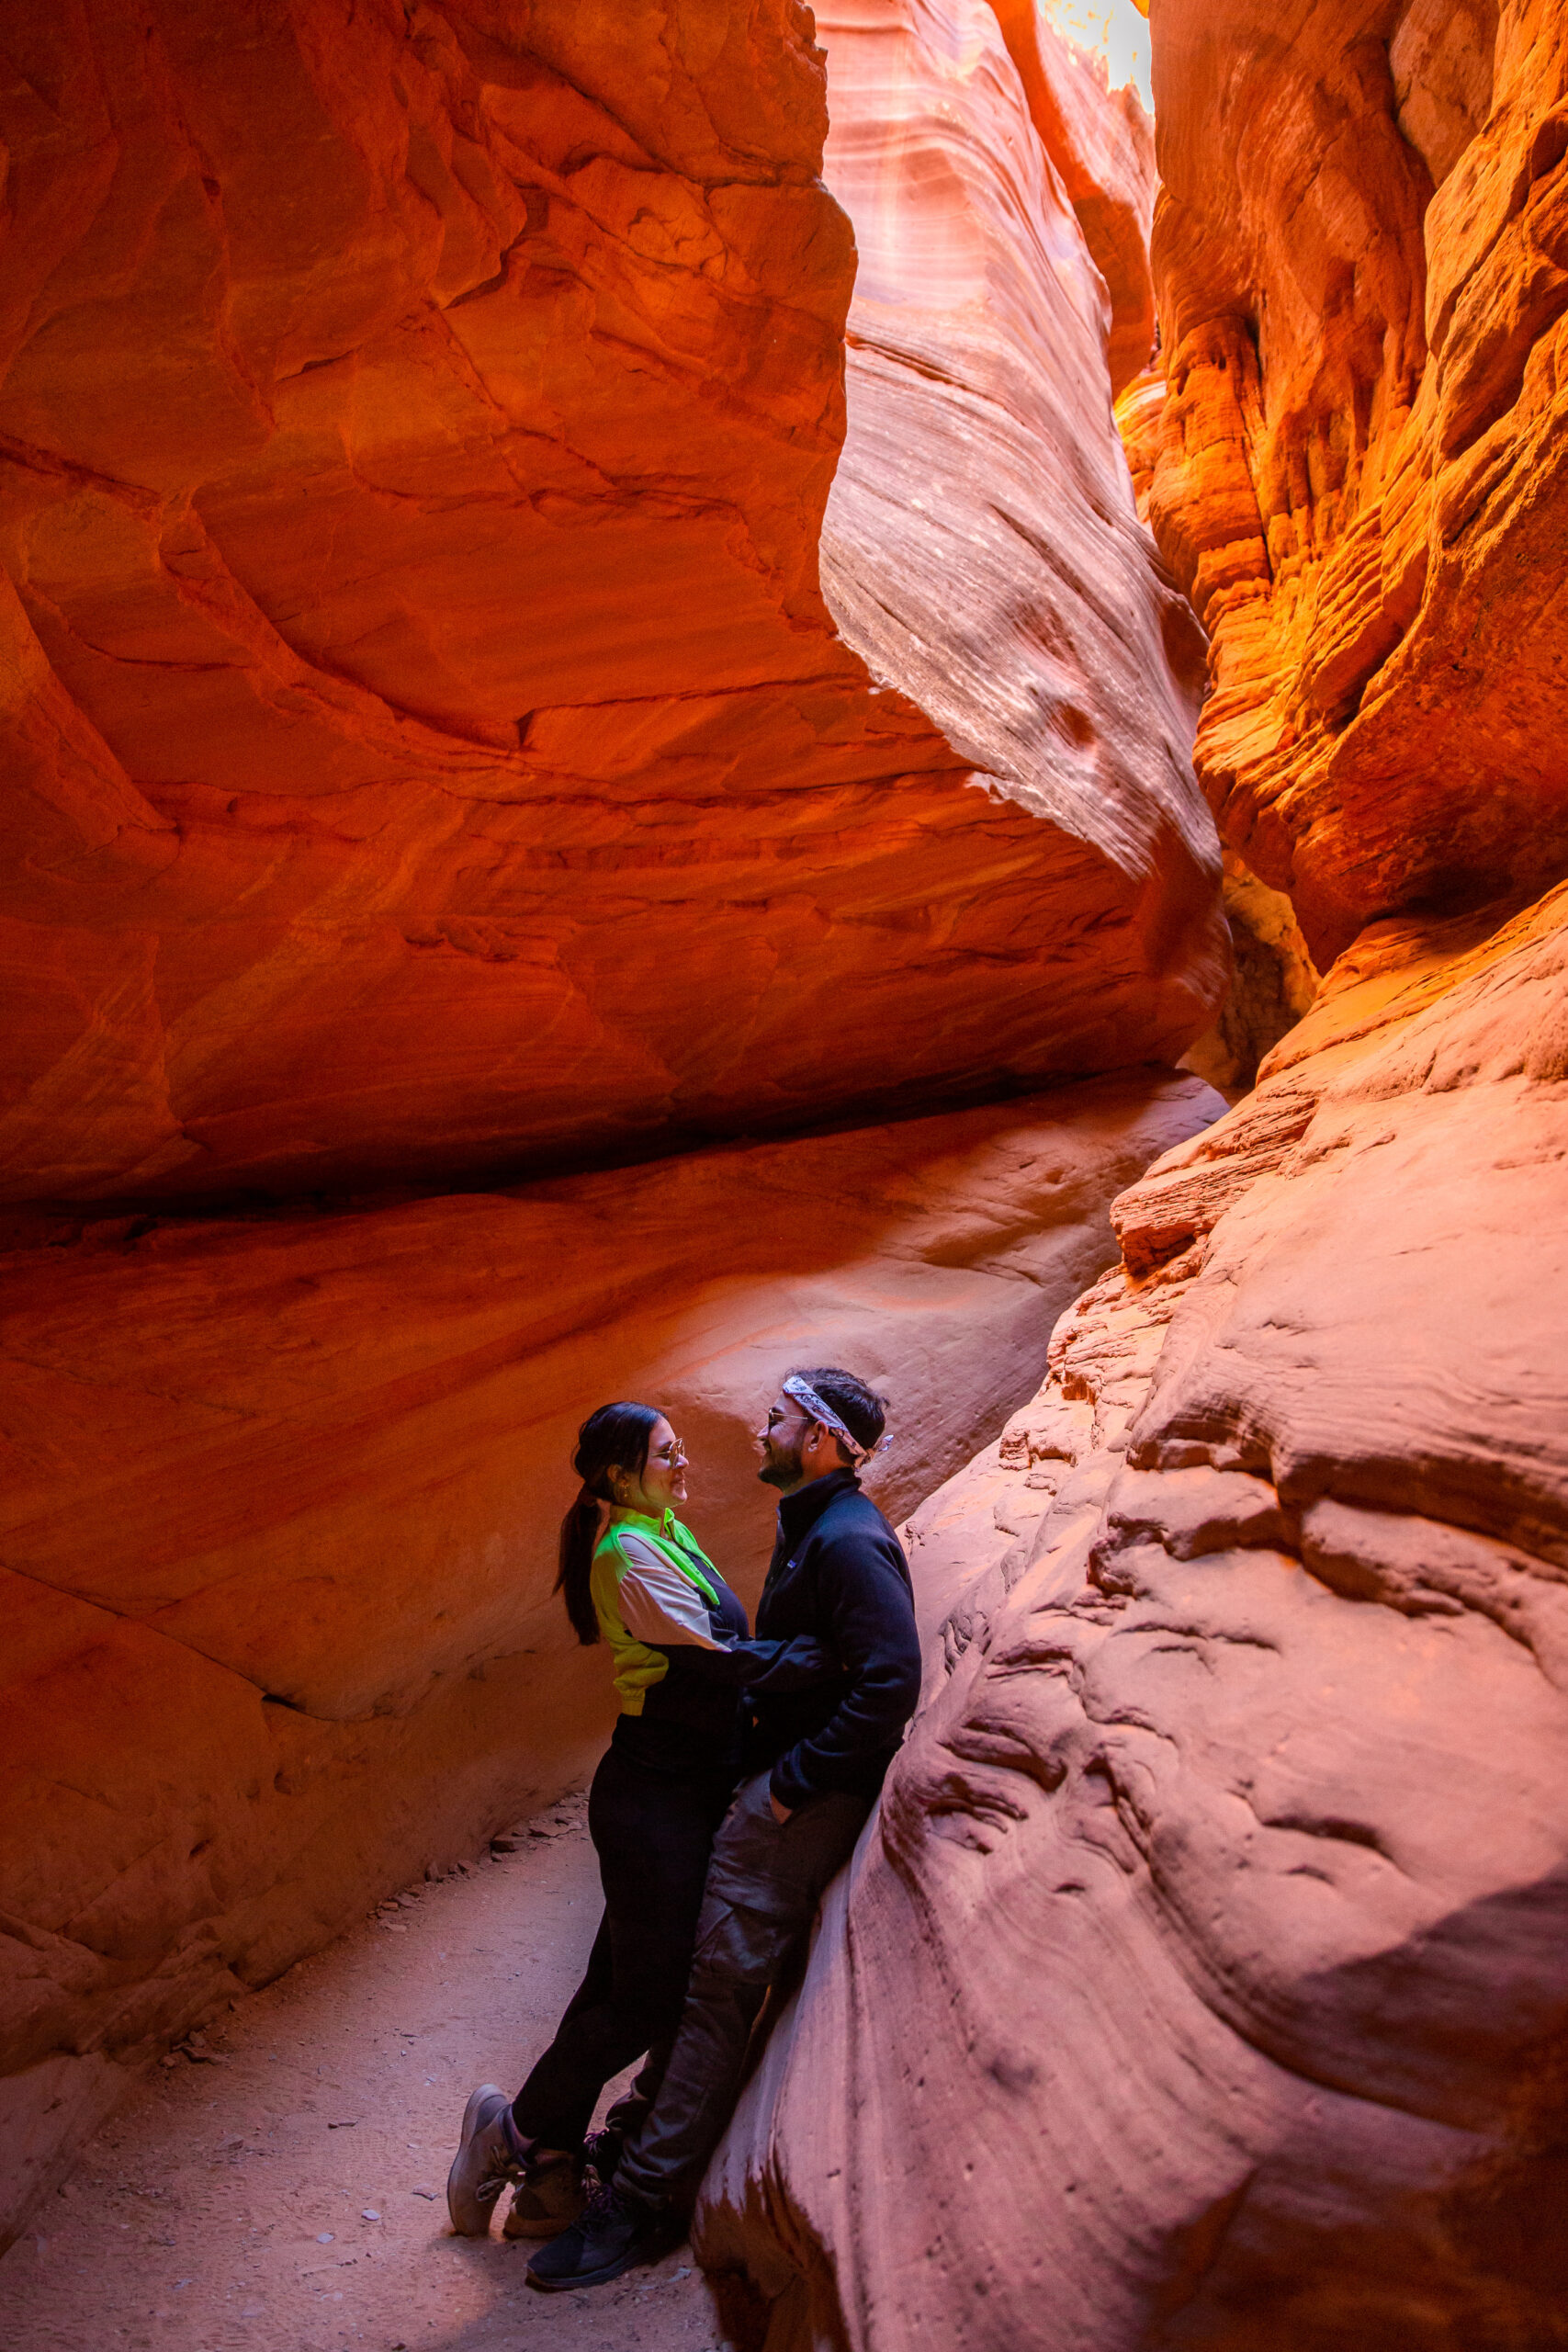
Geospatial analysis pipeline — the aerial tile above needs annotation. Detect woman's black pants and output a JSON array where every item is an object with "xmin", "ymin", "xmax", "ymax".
[{"xmin": 510, "ymin": 1739, "xmax": 733, "ymax": 2152}]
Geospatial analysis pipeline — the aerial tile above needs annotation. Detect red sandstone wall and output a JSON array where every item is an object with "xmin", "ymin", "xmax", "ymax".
[
  {"xmin": 691, "ymin": 6, "xmax": 1568, "ymax": 2337},
  {"xmin": 816, "ymin": 0, "xmax": 1201, "ymax": 893},
  {"xmin": 0, "ymin": 0, "xmax": 1227, "ymax": 2249},
  {"xmin": 1145, "ymin": 0, "xmax": 1568, "ymax": 964},
  {"xmin": 699, "ymin": 881, "xmax": 1568, "ymax": 2352},
  {"xmin": 0, "ymin": 0, "xmax": 1222, "ymax": 1206},
  {"xmin": 993, "ymin": 0, "xmax": 1159, "ymax": 392}
]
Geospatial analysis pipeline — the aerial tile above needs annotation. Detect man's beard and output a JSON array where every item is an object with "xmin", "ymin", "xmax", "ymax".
[{"xmin": 758, "ymin": 1437, "xmax": 804, "ymax": 1490}]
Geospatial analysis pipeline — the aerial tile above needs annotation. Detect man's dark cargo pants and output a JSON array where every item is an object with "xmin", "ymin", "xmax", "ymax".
[{"xmin": 615, "ymin": 1768, "xmax": 870, "ymax": 2206}]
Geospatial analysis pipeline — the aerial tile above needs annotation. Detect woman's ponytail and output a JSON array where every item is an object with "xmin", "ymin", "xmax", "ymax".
[
  {"xmin": 553, "ymin": 1401, "xmax": 661, "ymax": 1646},
  {"xmin": 556, "ymin": 1489, "xmax": 604, "ymax": 1646}
]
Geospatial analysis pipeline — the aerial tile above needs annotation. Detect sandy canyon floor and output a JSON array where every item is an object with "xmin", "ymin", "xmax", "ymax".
[{"xmin": 0, "ymin": 1790, "xmax": 725, "ymax": 2352}]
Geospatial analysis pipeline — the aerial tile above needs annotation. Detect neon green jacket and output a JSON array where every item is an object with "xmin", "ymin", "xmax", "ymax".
[{"xmin": 590, "ymin": 1508, "xmax": 730, "ymax": 1715}]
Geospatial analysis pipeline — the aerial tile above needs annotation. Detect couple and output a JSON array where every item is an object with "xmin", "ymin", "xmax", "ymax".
[{"xmin": 446, "ymin": 1365, "xmax": 922, "ymax": 2290}]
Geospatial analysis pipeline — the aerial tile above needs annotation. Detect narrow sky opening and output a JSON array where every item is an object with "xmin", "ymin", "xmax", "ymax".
[{"xmin": 1041, "ymin": 0, "xmax": 1153, "ymax": 110}]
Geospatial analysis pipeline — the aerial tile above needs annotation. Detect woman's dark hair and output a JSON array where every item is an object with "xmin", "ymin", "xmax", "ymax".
[{"xmin": 556, "ymin": 1401, "xmax": 661, "ymax": 1646}]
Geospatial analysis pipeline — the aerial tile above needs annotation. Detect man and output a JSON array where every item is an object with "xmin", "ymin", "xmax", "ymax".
[{"xmin": 525, "ymin": 1364, "xmax": 922, "ymax": 2291}]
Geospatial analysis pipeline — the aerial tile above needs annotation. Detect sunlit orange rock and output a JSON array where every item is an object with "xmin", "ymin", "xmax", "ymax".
[
  {"xmin": 1145, "ymin": 0, "xmax": 1568, "ymax": 963},
  {"xmin": 0, "ymin": 0, "xmax": 1221, "ymax": 1205},
  {"xmin": 0, "ymin": 1069, "xmax": 1221, "ymax": 2245},
  {"xmin": 699, "ymin": 878, "xmax": 1568, "ymax": 2349}
]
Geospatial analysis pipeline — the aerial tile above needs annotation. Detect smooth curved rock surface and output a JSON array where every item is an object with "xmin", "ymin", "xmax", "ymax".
[
  {"xmin": 0, "ymin": 1069, "xmax": 1221, "ymax": 2248},
  {"xmin": 696, "ymin": 883, "xmax": 1568, "ymax": 2350},
  {"xmin": 818, "ymin": 0, "xmax": 1202, "ymax": 864},
  {"xmin": 992, "ymin": 0, "xmax": 1158, "ymax": 392},
  {"xmin": 0, "ymin": 0, "xmax": 1221, "ymax": 1206},
  {"xmin": 1145, "ymin": 0, "xmax": 1568, "ymax": 964}
]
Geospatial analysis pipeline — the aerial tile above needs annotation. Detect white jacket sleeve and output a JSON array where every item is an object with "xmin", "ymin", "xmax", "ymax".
[{"xmin": 615, "ymin": 1534, "xmax": 727, "ymax": 1650}]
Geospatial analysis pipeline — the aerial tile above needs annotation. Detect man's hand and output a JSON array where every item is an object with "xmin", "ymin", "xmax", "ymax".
[{"xmin": 770, "ymin": 1793, "xmax": 794, "ymax": 1826}]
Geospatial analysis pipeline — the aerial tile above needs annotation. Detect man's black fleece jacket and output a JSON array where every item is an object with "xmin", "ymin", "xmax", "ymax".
[{"xmin": 746, "ymin": 1468, "xmax": 922, "ymax": 1811}]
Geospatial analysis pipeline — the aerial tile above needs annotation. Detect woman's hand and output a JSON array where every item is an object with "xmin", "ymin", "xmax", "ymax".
[{"xmin": 770, "ymin": 1793, "xmax": 794, "ymax": 1826}]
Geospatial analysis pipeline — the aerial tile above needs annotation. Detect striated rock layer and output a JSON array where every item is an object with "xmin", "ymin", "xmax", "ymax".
[
  {"xmin": 0, "ymin": 1071, "xmax": 1221, "ymax": 2249},
  {"xmin": 697, "ymin": 882, "xmax": 1568, "ymax": 2349},
  {"xmin": 0, "ymin": 0, "xmax": 1220, "ymax": 1205},
  {"xmin": 1145, "ymin": 0, "xmax": 1568, "ymax": 965},
  {"xmin": 816, "ymin": 0, "xmax": 1193, "ymax": 858}
]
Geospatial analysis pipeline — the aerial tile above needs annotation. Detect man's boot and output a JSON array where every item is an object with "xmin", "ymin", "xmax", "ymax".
[{"xmin": 525, "ymin": 2181, "xmax": 678, "ymax": 2290}]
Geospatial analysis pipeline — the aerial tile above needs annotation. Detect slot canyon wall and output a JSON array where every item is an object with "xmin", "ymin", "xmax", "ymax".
[
  {"xmin": 0, "ymin": 0, "xmax": 1218, "ymax": 1204},
  {"xmin": 704, "ymin": 881, "xmax": 1568, "ymax": 2352},
  {"xmin": 0, "ymin": 1070, "xmax": 1223, "ymax": 2249},
  {"xmin": 697, "ymin": 2, "xmax": 1568, "ymax": 2346},
  {"xmin": 0, "ymin": 0, "xmax": 1223, "ymax": 2250},
  {"xmin": 1147, "ymin": 0, "xmax": 1568, "ymax": 964}
]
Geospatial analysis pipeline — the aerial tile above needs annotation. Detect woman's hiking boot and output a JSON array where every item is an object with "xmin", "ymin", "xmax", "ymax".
[
  {"xmin": 446, "ymin": 2084, "xmax": 525, "ymax": 2236},
  {"xmin": 502, "ymin": 2152, "xmax": 586, "ymax": 2240}
]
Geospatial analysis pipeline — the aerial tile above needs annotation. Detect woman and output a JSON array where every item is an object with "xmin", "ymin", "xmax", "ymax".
[{"xmin": 446, "ymin": 1399, "xmax": 830, "ymax": 2240}]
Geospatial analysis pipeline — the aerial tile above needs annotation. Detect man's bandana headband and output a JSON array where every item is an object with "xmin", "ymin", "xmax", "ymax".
[{"xmin": 782, "ymin": 1375, "xmax": 888, "ymax": 1468}]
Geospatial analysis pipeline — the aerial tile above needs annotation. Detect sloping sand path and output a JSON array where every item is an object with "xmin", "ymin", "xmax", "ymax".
[{"xmin": 0, "ymin": 1792, "xmax": 727, "ymax": 2351}]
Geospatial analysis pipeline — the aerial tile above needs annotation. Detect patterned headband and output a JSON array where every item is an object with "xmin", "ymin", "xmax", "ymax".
[{"xmin": 782, "ymin": 1375, "xmax": 887, "ymax": 1467}]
